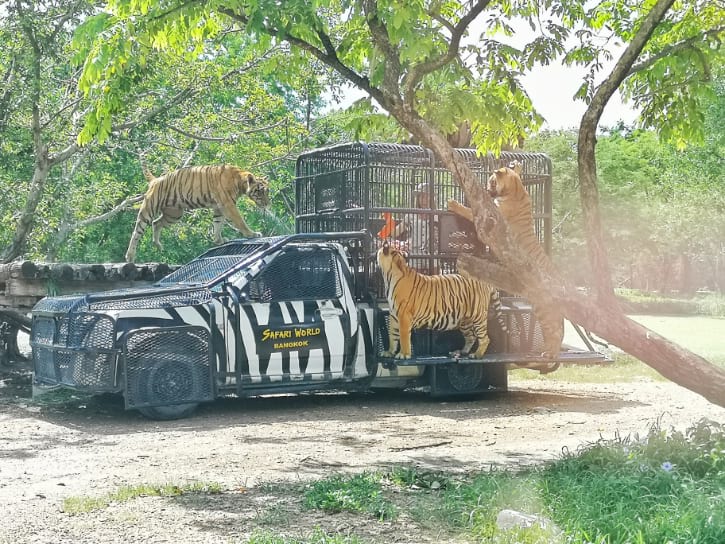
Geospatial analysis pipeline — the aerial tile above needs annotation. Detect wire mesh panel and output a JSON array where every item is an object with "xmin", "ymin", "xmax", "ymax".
[
  {"xmin": 503, "ymin": 308, "xmax": 546, "ymax": 353},
  {"xmin": 124, "ymin": 326, "xmax": 214, "ymax": 409},
  {"xmin": 158, "ymin": 242, "xmax": 266, "ymax": 285},
  {"xmin": 32, "ymin": 313, "xmax": 117, "ymax": 390},
  {"xmin": 246, "ymin": 247, "xmax": 342, "ymax": 302}
]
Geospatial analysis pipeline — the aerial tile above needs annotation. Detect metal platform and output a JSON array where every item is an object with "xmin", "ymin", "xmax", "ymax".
[{"xmin": 380, "ymin": 350, "xmax": 611, "ymax": 367}]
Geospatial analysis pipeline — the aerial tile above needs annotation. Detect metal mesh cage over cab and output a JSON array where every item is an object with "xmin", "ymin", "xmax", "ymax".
[{"xmin": 295, "ymin": 142, "xmax": 553, "ymax": 279}]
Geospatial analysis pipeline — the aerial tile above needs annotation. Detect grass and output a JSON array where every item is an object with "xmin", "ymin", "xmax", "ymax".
[
  {"xmin": 511, "ymin": 312, "xmax": 725, "ymax": 383},
  {"xmin": 248, "ymin": 529, "xmax": 365, "ymax": 544},
  {"xmin": 62, "ymin": 481, "xmax": 222, "ymax": 514},
  {"xmin": 293, "ymin": 419, "xmax": 725, "ymax": 543},
  {"xmin": 302, "ymin": 472, "xmax": 396, "ymax": 521},
  {"xmin": 629, "ymin": 315, "xmax": 725, "ymax": 366},
  {"xmin": 616, "ymin": 289, "xmax": 725, "ymax": 317},
  {"xmin": 510, "ymin": 352, "xmax": 665, "ymax": 383}
]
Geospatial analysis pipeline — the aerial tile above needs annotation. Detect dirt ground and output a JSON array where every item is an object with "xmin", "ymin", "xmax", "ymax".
[{"xmin": 2, "ymin": 344, "xmax": 724, "ymax": 544}]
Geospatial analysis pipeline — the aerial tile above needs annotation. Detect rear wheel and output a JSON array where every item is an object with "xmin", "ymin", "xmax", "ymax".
[
  {"xmin": 138, "ymin": 402, "xmax": 198, "ymax": 420},
  {"xmin": 429, "ymin": 362, "xmax": 507, "ymax": 397},
  {"xmin": 135, "ymin": 359, "xmax": 200, "ymax": 420},
  {"xmin": 445, "ymin": 363, "xmax": 485, "ymax": 393}
]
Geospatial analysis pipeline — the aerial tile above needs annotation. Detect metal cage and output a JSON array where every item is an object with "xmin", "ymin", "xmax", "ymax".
[
  {"xmin": 295, "ymin": 142, "xmax": 556, "ymax": 362},
  {"xmin": 295, "ymin": 141, "xmax": 553, "ymax": 280}
]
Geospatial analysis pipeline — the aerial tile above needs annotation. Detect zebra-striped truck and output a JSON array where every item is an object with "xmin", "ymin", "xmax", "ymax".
[{"xmin": 29, "ymin": 144, "xmax": 608, "ymax": 419}]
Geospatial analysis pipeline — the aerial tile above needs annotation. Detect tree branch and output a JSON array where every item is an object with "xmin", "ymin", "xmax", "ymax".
[
  {"xmin": 165, "ymin": 119, "xmax": 288, "ymax": 142},
  {"xmin": 218, "ymin": 6, "xmax": 386, "ymax": 106},
  {"xmin": 626, "ymin": 25, "xmax": 724, "ymax": 77},
  {"xmin": 0, "ymin": 56, "xmax": 16, "ymax": 128},
  {"xmin": 578, "ymin": 0, "xmax": 676, "ymax": 303},
  {"xmin": 361, "ymin": 0, "xmax": 402, "ymax": 97},
  {"xmin": 403, "ymin": 0, "xmax": 492, "ymax": 103}
]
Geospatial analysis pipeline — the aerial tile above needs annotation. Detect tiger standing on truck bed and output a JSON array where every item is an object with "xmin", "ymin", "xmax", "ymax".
[
  {"xmin": 125, "ymin": 165, "xmax": 270, "ymax": 263},
  {"xmin": 377, "ymin": 242, "xmax": 504, "ymax": 360}
]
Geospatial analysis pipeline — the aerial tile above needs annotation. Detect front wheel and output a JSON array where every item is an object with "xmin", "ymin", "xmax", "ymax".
[{"xmin": 134, "ymin": 359, "xmax": 201, "ymax": 420}]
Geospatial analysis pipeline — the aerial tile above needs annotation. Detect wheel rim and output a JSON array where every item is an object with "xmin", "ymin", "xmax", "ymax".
[{"xmin": 148, "ymin": 361, "xmax": 194, "ymax": 403}]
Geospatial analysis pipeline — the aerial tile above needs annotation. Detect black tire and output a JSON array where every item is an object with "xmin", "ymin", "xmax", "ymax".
[
  {"xmin": 135, "ymin": 359, "xmax": 200, "ymax": 420},
  {"xmin": 444, "ymin": 363, "xmax": 485, "ymax": 393}
]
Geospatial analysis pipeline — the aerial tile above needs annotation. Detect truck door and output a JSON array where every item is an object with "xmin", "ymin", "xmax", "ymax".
[{"xmin": 238, "ymin": 246, "xmax": 353, "ymax": 384}]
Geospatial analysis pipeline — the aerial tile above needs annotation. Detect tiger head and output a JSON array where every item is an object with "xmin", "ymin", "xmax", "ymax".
[
  {"xmin": 233, "ymin": 167, "xmax": 270, "ymax": 208},
  {"xmin": 246, "ymin": 174, "xmax": 270, "ymax": 208},
  {"xmin": 377, "ymin": 242, "xmax": 409, "ymax": 276},
  {"xmin": 486, "ymin": 162, "xmax": 526, "ymax": 201}
]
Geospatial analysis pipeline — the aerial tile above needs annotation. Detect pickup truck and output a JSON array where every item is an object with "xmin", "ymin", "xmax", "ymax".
[{"xmin": 29, "ymin": 143, "xmax": 608, "ymax": 419}]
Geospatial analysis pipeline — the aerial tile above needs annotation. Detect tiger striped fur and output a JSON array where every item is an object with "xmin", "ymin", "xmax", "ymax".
[
  {"xmin": 377, "ymin": 242, "xmax": 505, "ymax": 360},
  {"xmin": 447, "ymin": 162, "xmax": 563, "ymax": 364},
  {"xmin": 125, "ymin": 165, "xmax": 269, "ymax": 263}
]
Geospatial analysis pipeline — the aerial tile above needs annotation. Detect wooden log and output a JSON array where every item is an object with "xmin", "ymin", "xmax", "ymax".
[
  {"xmin": 89, "ymin": 264, "xmax": 107, "ymax": 280},
  {"xmin": 152, "ymin": 263, "xmax": 173, "ymax": 280},
  {"xmin": 8, "ymin": 261, "xmax": 38, "ymax": 279},
  {"xmin": 5, "ymin": 278, "xmax": 156, "ymax": 298},
  {"xmin": 0, "ymin": 294, "xmax": 44, "ymax": 310},
  {"xmin": 49, "ymin": 263, "xmax": 74, "ymax": 281},
  {"xmin": 0, "ymin": 263, "xmax": 13, "ymax": 283}
]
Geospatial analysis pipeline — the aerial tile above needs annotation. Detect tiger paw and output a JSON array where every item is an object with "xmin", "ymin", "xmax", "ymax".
[
  {"xmin": 394, "ymin": 352, "xmax": 412, "ymax": 360},
  {"xmin": 251, "ymin": 231, "xmax": 263, "ymax": 238},
  {"xmin": 381, "ymin": 350, "xmax": 395, "ymax": 358},
  {"xmin": 447, "ymin": 199, "xmax": 466, "ymax": 213}
]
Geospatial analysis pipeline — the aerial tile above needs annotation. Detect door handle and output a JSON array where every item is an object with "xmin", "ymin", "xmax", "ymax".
[{"xmin": 317, "ymin": 307, "xmax": 343, "ymax": 319}]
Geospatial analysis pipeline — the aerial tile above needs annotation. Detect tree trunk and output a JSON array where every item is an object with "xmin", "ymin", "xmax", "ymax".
[{"xmin": 2, "ymin": 154, "xmax": 50, "ymax": 263}]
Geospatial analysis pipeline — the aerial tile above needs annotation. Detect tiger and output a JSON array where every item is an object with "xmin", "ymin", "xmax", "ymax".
[
  {"xmin": 447, "ymin": 162, "xmax": 564, "ymax": 368},
  {"xmin": 377, "ymin": 242, "xmax": 505, "ymax": 360},
  {"xmin": 125, "ymin": 165, "xmax": 270, "ymax": 263}
]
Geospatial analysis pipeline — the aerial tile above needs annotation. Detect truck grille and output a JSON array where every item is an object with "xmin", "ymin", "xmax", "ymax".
[{"xmin": 31, "ymin": 313, "xmax": 118, "ymax": 391}]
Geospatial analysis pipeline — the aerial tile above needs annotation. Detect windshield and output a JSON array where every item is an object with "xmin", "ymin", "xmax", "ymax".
[{"xmin": 156, "ymin": 242, "xmax": 266, "ymax": 286}]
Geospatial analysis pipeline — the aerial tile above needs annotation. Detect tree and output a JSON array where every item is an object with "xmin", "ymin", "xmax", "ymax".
[{"xmin": 76, "ymin": 1, "xmax": 725, "ymax": 406}]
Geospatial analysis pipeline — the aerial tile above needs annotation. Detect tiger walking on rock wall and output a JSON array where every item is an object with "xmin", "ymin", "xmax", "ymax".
[
  {"xmin": 125, "ymin": 165, "xmax": 270, "ymax": 263},
  {"xmin": 447, "ymin": 162, "xmax": 564, "ymax": 369},
  {"xmin": 377, "ymin": 242, "xmax": 505, "ymax": 360}
]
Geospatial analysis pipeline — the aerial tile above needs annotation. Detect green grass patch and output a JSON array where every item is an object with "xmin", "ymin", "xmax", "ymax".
[
  {"xmin": 395, "ymin": 419, "xmax": 725, "ymax": 544},
  {"xmin": 248, "ymin": 528, "xmax": 365, "ymax": 544},
  {"xmin": 303, "ymin": 472, "xmax": 395, "ymax": 521},
  {"xmin": 629, "ymin": 315, "xmax": 725, "ymax": 366},
  {"xmin": 540, "ymin": 418, "xmax": 725, "ymax": 543},
  {"xmin": 62, "ymin": 481, "xmax": 222, "ymax": 514}
]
